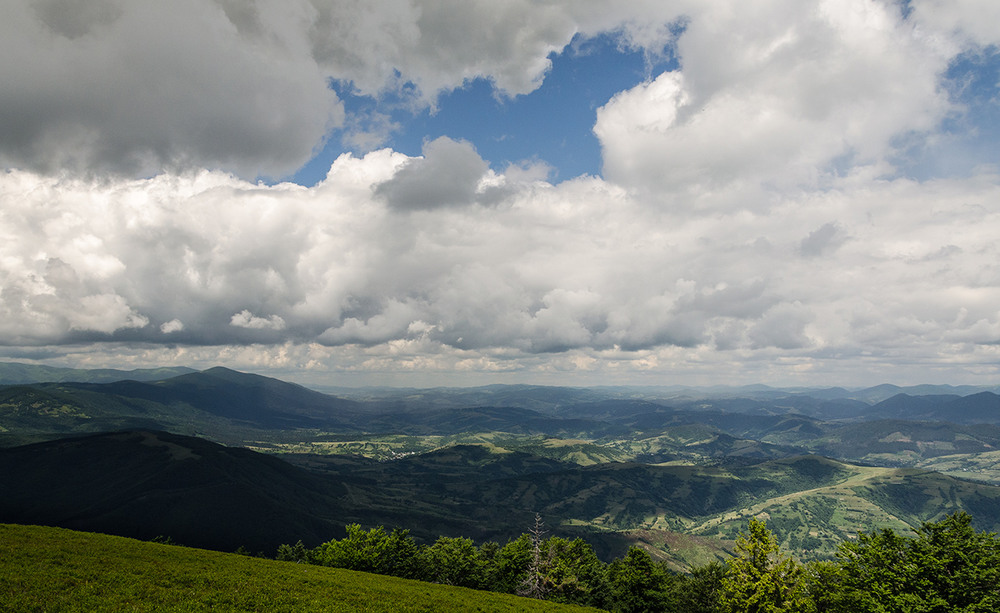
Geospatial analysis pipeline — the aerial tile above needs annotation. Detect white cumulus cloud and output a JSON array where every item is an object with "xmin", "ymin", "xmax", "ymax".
[
  {"xmin": 3, "ymin": 1, "xmax": 1000, "ymax": 387},
  {"xmin": 230, "ymin": 310, "xmax": 287, "ymax": 331}
]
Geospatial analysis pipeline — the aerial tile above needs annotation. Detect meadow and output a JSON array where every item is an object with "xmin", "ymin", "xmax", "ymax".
[{"xmin": 0, "ymin": 524, "xmax": 600, "ymax": 613}]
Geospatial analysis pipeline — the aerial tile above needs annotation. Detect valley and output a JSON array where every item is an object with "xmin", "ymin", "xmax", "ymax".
[{"xmin": 2, "ymin": 362, "xmax": 1000, "ymax": 570}]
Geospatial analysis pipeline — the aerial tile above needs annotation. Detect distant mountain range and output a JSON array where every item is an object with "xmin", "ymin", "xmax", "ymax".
[
  {"xmin": 0, "ymin": 366, "xmax": 364, "ymax": 446},
  {"xmin": 0, "ymin": 362, "xmax": 196, "ymax": 384},
  {"xmin": 316, "ymin": 381, "xmax": 1000, "ymax": 408},
  {"xmin": 3, "ymin": 361, "xmax": 1000, "ymax": 566},
  {"xmin": 3, "ymin": 362, "xmax": 1000, "ymax": 459},
  {"xmin": 3, "ymin": 429, "xmax": 1000, "ymax": 565},
  {"xmin": 3, "ymin": 359, "xmax": 997, "ymax": 407}
]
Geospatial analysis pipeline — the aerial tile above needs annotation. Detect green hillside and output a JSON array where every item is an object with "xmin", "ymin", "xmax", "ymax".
[
  {"xmin": 0, "ymin": 367, "xmax": 364, "ymax": 447},
  {"xmin": 6, "ymin": 365, "xmax": 1000, "ymax": 572},
  {"xmin": 0, "ymin": 524, "xmax": 600, "ymax": 613},
  {"xmin": 7, "ymin": 430, "xmax": 1000, "ymax": 566}
]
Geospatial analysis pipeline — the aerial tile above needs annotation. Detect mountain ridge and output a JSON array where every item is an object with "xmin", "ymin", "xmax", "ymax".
[
  {"xmin": 4, "ymin": 428, "xmax": 1000, "ymax": 564},
  {"xmin": 0, "ymin": 361, "xmax": 196, "ymax": 384}
]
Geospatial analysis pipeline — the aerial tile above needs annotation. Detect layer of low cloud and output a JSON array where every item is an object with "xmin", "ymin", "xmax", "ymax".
[
  {"xmin": 2, "ymin": 0, "xmax": 1000, "ymax": 386},
  {"xmin": 3, "ymin": 155, "xmax": 1000, "ymax": 384}
]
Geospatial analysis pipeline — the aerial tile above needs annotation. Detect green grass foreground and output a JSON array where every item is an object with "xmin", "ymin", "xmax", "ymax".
[{"xmin": 0, "ymin": 524, "xmax": 603, "ymax": 613}]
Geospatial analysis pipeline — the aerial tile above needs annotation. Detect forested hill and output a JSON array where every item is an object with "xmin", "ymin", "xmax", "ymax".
[
  {"xmin": 4, "ymin": 364, "xmax": 1000, "ymax": 573},
  {"xmin": 4, "ymin": 429, "xmax": 1000, "ymax": 565}
]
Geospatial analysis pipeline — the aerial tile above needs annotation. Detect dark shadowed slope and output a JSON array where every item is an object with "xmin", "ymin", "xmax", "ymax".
[
  {"xmin": 0, "ymin": 367, "xmax": 367, "ymax": 446},
  {"xmin": 69, "ymin": 366, "xmax": 366, "ymax": 427},
  {"xmin": 0, "ymin": 430, "xmax": 349, "ymax": 552},
  {"xmin": 871, "ymin": 392, "xmax": 1000, "ymax": 424}
]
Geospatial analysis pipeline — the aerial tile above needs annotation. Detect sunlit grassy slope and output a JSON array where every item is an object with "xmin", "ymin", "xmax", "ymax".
[{"xmin": 0, "ymin": 524, "xmax": 601, "ymax": 613}]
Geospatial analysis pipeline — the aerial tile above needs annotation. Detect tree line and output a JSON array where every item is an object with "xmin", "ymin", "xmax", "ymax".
[{"xmin": 272, "ymin": 512, "xmax": 1000, "ymax": 612}]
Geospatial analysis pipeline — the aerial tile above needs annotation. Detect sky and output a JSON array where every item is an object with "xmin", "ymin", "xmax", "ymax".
[{"xmin": 2, "ymin": 0, "xmax": 1000, "ymax": 389}]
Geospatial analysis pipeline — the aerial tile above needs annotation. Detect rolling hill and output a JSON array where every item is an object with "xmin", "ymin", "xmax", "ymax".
[
  {"xmin": 5, "ymin": 429, "xmax": 1000, "ymax": 565},
  {"xmin": 0, "ymin": 367, "xmax": 365, "ymax": 446},
  {"xmin": 0, "ymin": 430, "xmax": 348, "ymax": 552},
  {"xmin": 62, "ymin": 367, "xmax": 366, "ymax": 427},
  {"xmin": 5, "ymin": 364, "xmax": 1000, "ymax": 567}
]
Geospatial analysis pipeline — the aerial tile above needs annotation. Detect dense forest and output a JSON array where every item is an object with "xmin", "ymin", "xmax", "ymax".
[{"xmin": 273, "ymin": 512, "xmax": 999, "ymax": 613}]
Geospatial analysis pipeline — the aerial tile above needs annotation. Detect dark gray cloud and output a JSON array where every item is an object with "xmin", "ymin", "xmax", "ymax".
[
  {"xmin": 0, "ymin": 0, "xmax": 681, "ymax": 180},
  {"xmin": 0, "ymin": 0, "xmax": 342, "ymax": 179},
  {"xmin": 800, "ymin": 222, "xmax": 847, "ymax": 257},
  {"xmin": 373, "ymin": 137, "xmax": 489, "ymax": 210}
]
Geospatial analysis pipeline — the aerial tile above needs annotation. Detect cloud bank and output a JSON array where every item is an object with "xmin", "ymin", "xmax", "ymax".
[
  {"xmin": 0, "ymin": 0, "xmax": 678, "ymax": 179},
  {"xmin": 2, "ymin": 0, "xmax": 1000, "ymax": 386}
]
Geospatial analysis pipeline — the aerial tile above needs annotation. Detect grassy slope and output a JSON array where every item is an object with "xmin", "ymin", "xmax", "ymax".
[
  {"xmin": 0, "ymin": 524, "xmax": 600, "ymax": 613},
  {"xmin": 684, "ymin": 463, "xmax": 1000, "ymax": 560},
  {"xmin": 916, "ymin": 450, "xmax": 1000, "ymax": 485}
]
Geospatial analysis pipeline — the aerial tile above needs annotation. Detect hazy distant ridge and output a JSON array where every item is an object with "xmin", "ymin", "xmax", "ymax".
[{"xmin": 0, "ymin": 361, "xmax": 196, "ymax": 384}]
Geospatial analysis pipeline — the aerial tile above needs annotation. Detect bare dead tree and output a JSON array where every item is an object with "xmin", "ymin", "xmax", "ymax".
[{"xmin": 518, "ymin": 513, "xmax": 551, "ymax": 599}]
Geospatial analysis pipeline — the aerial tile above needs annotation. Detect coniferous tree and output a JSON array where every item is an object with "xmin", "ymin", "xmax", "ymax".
[
  {"xmin": 837, "ymin": 512, "xmax": 1000, "ymax": 613},
  {"xmin": 718, "ymin": 518, "xmax": 813, "ymax": 613},
  {"xmin": 275, "ymin": 539, "xmax": 309, "ymax": 563},
  {"xmin": 607, "ymin": 546, "xmax": 671, "ymax": 613},
  {"xmin": 803, "ymin": 560, "xmax": 849, "ymax": 613},
  {"xmin": 490, "ymin": 533, "xmax": 533, "ymax": 594},
  {"xmin": 674, "ymin": 561, "xmax": 725, "ymax": 613},
  {"xmin": 542, "ymin": 536, "xmax": 612, "ymax": 608}
]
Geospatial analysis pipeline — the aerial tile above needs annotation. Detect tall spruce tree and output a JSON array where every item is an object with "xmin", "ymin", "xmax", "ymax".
[{"xmin": 719, "ymin": 518, "xmax": 813, "ymax": 613}]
